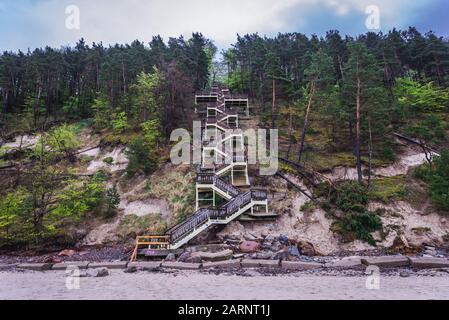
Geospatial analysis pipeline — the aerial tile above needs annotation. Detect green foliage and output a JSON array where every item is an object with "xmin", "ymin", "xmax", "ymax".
[
  {"xmin": 226, "ymin": 70, "xmax": 250, "ymax": 93},
  {"xmin": 131, "ymin": 69, "xmax": 162, "ymax": 123},
  {"xmin": 111, "ymin": 111, "xmax": 130, "ymax": 133},
  {"xmin": 63, "ymin": 96, "xmax": 80, "ymax": 119},
  {"xmin": 0, "ymin": 188, "xmax": 29, "ymax": 238},
  {"xmin": 368, "ymin": 176, "xmax": 407, "ymax": 202},
  {"xmin": 332, "ymin": 210, "xmax": 383, "ymax": 246},
  {"xmin": 104, "ymin": 186, "xmax": 121, "ymax": 218},
  {"xmin": 40, "ymin": 124, "xmax": 80, "ymax": 157},
  {"xmin": 403, "ymin": 114, "xmax": 446, "ymax": 144},
  {"xmin": 52, "ymin": 175, "xmax": 106, "ymax": 218},
  {"xmin": 92, "ymin": 93, "xmax": 112, "ymax": 130},
  {"xmin": 394, "ymin": 78, "xmax": 449, "ymax": 113},
  {"xmin": 328, "ymin": 181, "xmax": 383, "ymax": 245},
  {"xmin": 125, "ymin": 138, "xmax": 156, "ymax": 177},
  {"xmin": 331, "ymin": 181, "xmax": 368, "ymax": 213},
  {"xmin": 300, "ymin": 201, "xmax": 317, "ymax": 213},
  {"xmin": 415, "ymin": 151, "xmax": 449, "ymax": 211},
  {"xmin": 141, "ymin": 119, "xmax": 162, "ymax": 149},
  {"xmin": 24, "ymin": 93, "xmax": 45, "ymax": 122},
  {"xmin": 103, "ymin": 157, "xmax": 114, "ymax": 165}
]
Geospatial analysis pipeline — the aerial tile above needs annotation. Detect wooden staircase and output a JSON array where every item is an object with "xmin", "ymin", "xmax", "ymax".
[{"xmin": 131, "ymin": 86, "xmax": 268, "ymax": 261}]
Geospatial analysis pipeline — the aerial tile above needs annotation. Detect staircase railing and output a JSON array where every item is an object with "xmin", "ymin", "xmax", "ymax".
[
  {"xmin": 196, "ymin": 172, "xmax": 240, "ymax": 197},
  {"xmin": 167, "ymin": 189, "xmax": 267, "ymax": 246}
]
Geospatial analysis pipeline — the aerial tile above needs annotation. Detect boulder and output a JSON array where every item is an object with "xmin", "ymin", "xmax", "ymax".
[
  {"xmin": 191, "ymin": 249, "xmax": 233, "ymax": 262},
  {"xmin": 262, "ymin": 240, "xmax": 282, "ymax": 252},
  {"xmin": 261, "ymin": 241, "xmax": 273, "ymax": 251},
  {"xmin": 244, "ymin": 233, "xmax": 258, "ymax": 241},
  {"xmin": 278, "ymin": 235, "xmax": 289, "ymax": 245},
  {"xmin": 361, "ymin": 256, "xmax": 410, "ymax": 268},
  {"xmin": 124, "ymin": 266, "xmax": 137, "ymax": 273},
  {"xmin": 178, "ymin": 251, "xmax": 191, "ymax": 263},
  {"xmin": 273, "ymin": 249, "xmax": 290, "ymax": 261},
  {"xmin": 288, "ymin": 246, "xmax": 300, "ymax": 257},
  {"xmin": 84, "ymin": 267, "xmax": 109, "ymax": 277},
  {"xmin": 297, "ymin": 241, "xmax": 317, "ymax": 257},
  {"xmin": 239, "ymin": 241, "xmax": 260, "ymax": 253},
  {"xmin": 409, "ymin": 257, "xmax": 449, "ymax": 269}
]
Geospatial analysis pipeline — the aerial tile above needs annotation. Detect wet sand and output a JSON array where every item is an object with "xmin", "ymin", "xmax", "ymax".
[{"xmin": 1, "ymin": 271, "xmax": 449, "ymax": 300}]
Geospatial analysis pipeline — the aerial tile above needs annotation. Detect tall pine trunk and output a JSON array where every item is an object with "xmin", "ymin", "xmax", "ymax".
[
  {"xmin": 286, "ymin": 109, "xmax": 293, "ymax": 159},
  {"xmin": 355, "ymin": 64, "xmax": 363, "ymax": 184},
  {"xmin": 298, "ymin": 82, "xmax": 316, "ymax": 164},
  {"xmin": 367, "ymin": 117, "xmax": 373, "ymax": 189},
  {"xmin": 271, "ymin": 79, "xmax": 276, "ymax": 129}
]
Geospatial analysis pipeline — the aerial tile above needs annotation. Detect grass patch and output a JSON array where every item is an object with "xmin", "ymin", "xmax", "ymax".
[
  {"xmin": 103, "ymin": 157, "xmax": 114, "ymax": 165},
  {"xmin": 101, "ymin": 129, "xmax": 140, "ymax": 146},
  {"xmin": 368, "ymin": 176, "xmax": 407, "ymax": 202},
  {"xmin": 148, "ymin": 165, "xmax": 196, "ymax": 223},
  {"xmin": 302, "ymin": 152, "xmax": 356, "ymax": 171},
  {"xmin": 300, "ymin": 201, "xmax": 317, "ymax": 213},
  {"xmin": 117, "ymin": 214, "xmax": 167, "ymax": 239}
]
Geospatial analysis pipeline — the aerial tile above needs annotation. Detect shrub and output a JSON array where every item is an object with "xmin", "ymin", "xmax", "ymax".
[
  {"xmin": 125, "ymin": 138, "xmax": 156, "ymax": 177},
  {"xmin": 103, "ymin": 157, "xmax": 114, "ymax": 165},
  {"xmin": 404, "ymin": 114, "xmax": 446, "ymax": 144},
  {"xmin": 328, "ymin": 180, "xmax": 383, "ymax": 245},
  {"xmin": 112, "ymin": 111, "xmax": 130, "ymax": 133},
  {"xmin": 330, "ymin": 181, "xmax": 368, "ymax": 213},
  {"xmin": 414, "ymin": 151, "xmax": 449, "ymax": 212},
  {"xmin": 105, "ymin": 186, "xmax": 121, "ymax": 218},
  {"xmin": 332, "ymin": 210, "xmax": 383, "ymax": 246}
]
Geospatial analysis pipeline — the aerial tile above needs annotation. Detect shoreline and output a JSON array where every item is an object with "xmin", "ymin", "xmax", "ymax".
[{"xmin": 1, "ymin": 269, "xmax": 449, "ymax": 300}]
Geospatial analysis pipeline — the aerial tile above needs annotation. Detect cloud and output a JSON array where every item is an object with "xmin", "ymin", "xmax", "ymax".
[{"xmin": 0, "ymin": 0, "xmax": 444, "ymax": 52}]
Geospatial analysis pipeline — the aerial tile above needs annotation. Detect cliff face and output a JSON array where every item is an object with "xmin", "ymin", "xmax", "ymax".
[
  {"xmin": 1, "ymin": 127, "xmax": 448, "ymax": 255},
  {"xmin": 217, "ymin": 145, "xmax": 449, "ymax": 255}
]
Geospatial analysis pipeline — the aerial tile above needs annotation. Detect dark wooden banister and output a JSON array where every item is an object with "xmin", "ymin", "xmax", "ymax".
[{"xmin": 167, "ymin": 188, "xmax": 266, "ymax": 246}]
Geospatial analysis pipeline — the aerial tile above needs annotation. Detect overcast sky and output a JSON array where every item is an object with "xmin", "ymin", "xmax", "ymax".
[{"xmin": 0, "ymin": 0, "xmax": 448, "ymax": 53}]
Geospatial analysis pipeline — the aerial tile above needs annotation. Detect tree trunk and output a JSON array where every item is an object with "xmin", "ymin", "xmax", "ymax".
[
  {"xmin": 286, "ymin": 109, "xmax": 293, "ymax": 159},
  {"xmin": 297, "ymin": 82, "xmax": 316, "ymax": 163},
  {"xmin": 122, "ymin": 59, "xmax": 127, "ymax": 96},
  {"xmin": 355, "ymin": 62, "xmax": 363, "ymax": 184},
  {"xmin": 367, "ymin": 117, "xmax": 373, "ymax": 189},
  {"xmin": 338, "ymin": 55, "xmax": 345, "ymax": 81},
  {"xmin": 271, "ymin": 79, "xmax": 276, "ymax": 129}
]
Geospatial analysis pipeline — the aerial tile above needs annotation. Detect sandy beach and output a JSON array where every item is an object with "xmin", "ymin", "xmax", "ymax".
[{"xmin": 1, "ymin": 270, "xmax": 449, "ymax": 300}]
